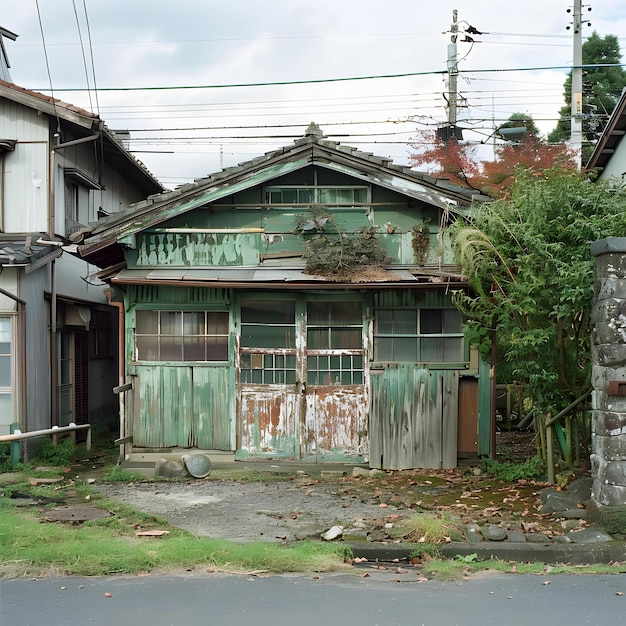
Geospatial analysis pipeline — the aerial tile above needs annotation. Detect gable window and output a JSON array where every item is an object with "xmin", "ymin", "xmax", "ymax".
[
  {"xmin": 374, "ymin": 307, "xmax": 464, "ymax": 363},
  {"xmin": 265, "ymin": 186, "xmax": 369, "ymax": 205},
  {"xmin": 134, "ymin": 310, "xmax": 229, "ymax": 362}
]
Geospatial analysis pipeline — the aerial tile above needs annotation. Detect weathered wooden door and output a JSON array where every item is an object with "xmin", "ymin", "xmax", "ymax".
[
  {"xmin": 369, "ymin": 366, "xmax": 459, "ymax": 470},
  {"xmin": 238, "ymin": 295, "xmax": 368, "ymax": 461},
  {"xmin": 302, "ymin": 299, "xmax": 368, "ymax": 462}
]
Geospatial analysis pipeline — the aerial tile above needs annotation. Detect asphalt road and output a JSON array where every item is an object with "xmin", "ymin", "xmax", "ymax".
[{"xmin": 2, "ymin": 572, "xmax": 625, "ymax": 626}]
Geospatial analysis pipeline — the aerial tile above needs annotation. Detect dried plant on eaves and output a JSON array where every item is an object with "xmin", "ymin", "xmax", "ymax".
[{"xmin": 294, "ymin": 210, "xmax": 390, "ymax": 279}]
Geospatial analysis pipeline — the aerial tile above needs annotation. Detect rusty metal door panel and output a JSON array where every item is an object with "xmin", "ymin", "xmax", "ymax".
[
  {"xmin": 239, "ymin": 387, "xmax": 300, "ymax": 458},
  {"xmin": 369, "ymin": 366, "xmax": 459, "ymax": 470},
  {"xmin": 192, "ymin": 366, "xmax": 233, "ymax": 450},
  {"xmin": 303, "ymin": 387, "xmax": 368, "ymax": 462},
  {"xmin": 132, "ymin": 366, "xmax": 193, "ymax": 447}
]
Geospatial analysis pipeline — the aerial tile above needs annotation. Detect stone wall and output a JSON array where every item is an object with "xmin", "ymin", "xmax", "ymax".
[{"xmin": 591, "ymin": 238, "xmax": 626, "ymax": 508}]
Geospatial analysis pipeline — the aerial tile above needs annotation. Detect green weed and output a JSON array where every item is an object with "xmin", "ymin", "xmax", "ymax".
[{"xmin": 481, "ymin": 454, "xmax": 545, "ymax": 482}]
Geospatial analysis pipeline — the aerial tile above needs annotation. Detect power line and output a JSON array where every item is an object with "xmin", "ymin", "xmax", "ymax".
[{"xmin": 35, "ymin": 63, "xmax": 626, "ymax": 94}]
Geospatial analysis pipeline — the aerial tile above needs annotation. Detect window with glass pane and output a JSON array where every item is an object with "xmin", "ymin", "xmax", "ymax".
[
  {"xmin": 241, "ymin": 299, "xmax": 296, "ymax": 348},
  {"xmin": 307, "ymin": 301, "xmax": 362, "ymax": 350},
  {"xmin": 374, "ymin": 307, "xmax": 464, "ymax": 363},
  {"xmin": 134, "ymin": 310, "xmax": 228, "ymax": 361},
  {"xmin": 265, "ymin": 186, "xmax": 369, "ymax": 204},
  {"xmin": 306, "ymin": 301, "xmax": 364, "ymax": 386},
  {"xmin": 0, "ymin": 317, "xmax": 12, "ymax": 389}
]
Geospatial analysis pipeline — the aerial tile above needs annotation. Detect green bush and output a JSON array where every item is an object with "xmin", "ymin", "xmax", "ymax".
[
  {"xmin": 0, "ymin": 442, "xmax": 10, "ymax": 472},
  {"xmin": 32, "ymin": 438, "xmax": 88, "ymax": 467},
  {"xmin": 480, "ymin": 454, "xmax": 545, "ymax": 482}
]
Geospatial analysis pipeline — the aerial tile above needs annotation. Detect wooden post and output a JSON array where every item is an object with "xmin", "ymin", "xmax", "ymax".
[{"xmin": 547, "ymin": 425, "xmax": 555, "ymax": 484}]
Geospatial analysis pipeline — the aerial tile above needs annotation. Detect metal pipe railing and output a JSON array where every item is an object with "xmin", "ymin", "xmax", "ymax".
[{"xmin": 0, "ymin": 423, "xmax": 91, "ymax": 469}]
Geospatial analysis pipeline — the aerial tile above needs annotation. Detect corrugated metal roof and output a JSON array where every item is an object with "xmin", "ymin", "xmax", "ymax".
[
  {"xmin": 109, "ymin": 266, "xmax": 467, "ymax": 287},
  {"xmin": 79, "ymin": 128, "xmax": 491, "ymax": 267}
]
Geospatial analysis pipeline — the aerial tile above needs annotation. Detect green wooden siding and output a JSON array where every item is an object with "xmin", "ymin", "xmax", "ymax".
[{"xmin": 369, "ymin": 366, "xmax": 459, "ymax": 469}]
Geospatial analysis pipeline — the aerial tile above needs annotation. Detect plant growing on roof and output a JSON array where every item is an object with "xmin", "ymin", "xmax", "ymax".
[
  {"xmin": 293, "ymin": 208, "xmax": 390, "ymax": 280},
  {"xmin": 411, "ymin": 218, "xmax": 431, "ymax": 266}
]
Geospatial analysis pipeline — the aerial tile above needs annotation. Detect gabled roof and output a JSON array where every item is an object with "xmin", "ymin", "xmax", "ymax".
[
  {"xmin": 0, "ymin": 232, "xmax": 63, "ymax": 273},
  {"xmin": 0, "ymin": 80, "xmax": 163, "ymax": 195},
  {"xmin": 586, "ymin": 87, "xmax": 626, "ymax": 175},
  {"xmin": 78, "ymin": 124, "xmax": 490, "ymax": 267}
]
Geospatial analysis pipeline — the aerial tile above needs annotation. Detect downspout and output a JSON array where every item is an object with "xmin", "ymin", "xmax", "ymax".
[
  {"xmin": 50, "ymin": 258, "xmax": 57, "ymax": 426},
  {"xmin": 105, "ymin": 289, "xmax": 127, "ymax": 458}
]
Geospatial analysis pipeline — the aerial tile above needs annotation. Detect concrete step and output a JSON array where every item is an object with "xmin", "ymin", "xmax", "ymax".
[{"xmin": 120, "ymin": 450, "xmax": 236, "ymax": 479}]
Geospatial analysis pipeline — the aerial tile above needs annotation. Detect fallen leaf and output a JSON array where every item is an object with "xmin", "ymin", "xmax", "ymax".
[
  {"xmin": 542, "ymin": 581, "xmax": 551, "ymax": 585},
  {"xmin": 617, "ymin": 592, "xmax": 623, "ymax": 596},
  {"xmin": 104, "ymin": 592, "xmax": 112, "ymax": 598},
  {"xmin": 136, "ymin": 530, "xmax": 170, "ymax": 537}
]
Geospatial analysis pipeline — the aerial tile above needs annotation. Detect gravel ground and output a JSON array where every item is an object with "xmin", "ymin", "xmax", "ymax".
[{"xmin": 94, "ymin": 477, "xmax": 402, "ymax": 543}]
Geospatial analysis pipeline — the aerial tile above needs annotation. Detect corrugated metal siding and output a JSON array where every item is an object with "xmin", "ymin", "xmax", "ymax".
[
  {"xmin": 369, "ymin": 366, "xmax": 459, "ymax": 470},
  {"xmin": 130, "ymin": 365, "xmax": 233, "ymax": 450},
  {"xmin": 4, "ymin": 142, "xmax": 48, "ymax": 232}
]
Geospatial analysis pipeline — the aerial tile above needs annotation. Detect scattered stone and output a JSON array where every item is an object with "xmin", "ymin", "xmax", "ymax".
[
  {"xmin": 566, "ymin": 528, "xmax": 613, "ymax": 544},
  {"xmin": 562, "ymin": 477, "xmax": 593, "ymax": 504},
  {"xmin": 525, "ymin": 533, "xmax": 553, "ymax": 544},
  {"xmin": 560, "ymin": 519, "xmax": 582, "ymax": 531},
  {"xmin": 369, "ymin": 469, "xmax": 385, "ymax": 478},
  {"xmin": 343, "ymin": 529, "xmax": 369, "ymax": 541},
  {"xmin": 505, "ymin": 530, "xmax": 526, "ymax": 543},
  {"xmin": 483, "ymin": 524, "xmax": 508, "ymax": 542},
  {"xmin": 154, "ymin": 458, "xmax": 189, "ymax": 479},
  {"xmin": 464, "ymin": 523, "xmax": 484, "ymax": 543},
  {"xmin": 321, "ymin": 525, "xmax": 344, "ymax": 541},
  {"xmin": 539, "ymin": 492, "xmax": 582, "ymax": 515},
  {"xmin": 352, "ymin": 467, "xmax": 370, "ymax": 477}
]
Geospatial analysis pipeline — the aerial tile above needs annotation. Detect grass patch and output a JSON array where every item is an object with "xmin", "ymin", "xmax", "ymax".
[
  {"xmin": 0, "ymin": 504, "xmax": 350, "ymax": 578},
  {"xmin": 390, "ymin": 511, "xmax": 461, "ymax": 544},
  {"xmin": 103, "ymin": 465, "xmax": 146, "ymax": 483}
]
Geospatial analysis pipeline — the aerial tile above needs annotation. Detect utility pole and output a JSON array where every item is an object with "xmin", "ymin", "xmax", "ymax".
[
  {"xmin": 570, "ymin": 0, "xmax": 584, "ymax": 169},
  {"xmin": 447, "ymin": 9, "xmax": 459, "ymax": 127}
]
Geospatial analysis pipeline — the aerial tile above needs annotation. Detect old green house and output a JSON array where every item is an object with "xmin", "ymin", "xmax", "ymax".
[{"xmin": 78, "ymin": 124, "xmax": 493, "ymax": 470}]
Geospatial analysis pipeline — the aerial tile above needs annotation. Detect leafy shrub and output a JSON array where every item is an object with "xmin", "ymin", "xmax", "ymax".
[
  {"xmin": 0, "ymin": 443, "xmax": 11, "ymax": 472},
  {"xmin": 480, "ymin": 454, "xmax": 545, "ymax": 482},
  {"xmin": 32, "ymin": 438, "xmax": 88, "ymax": 467}
]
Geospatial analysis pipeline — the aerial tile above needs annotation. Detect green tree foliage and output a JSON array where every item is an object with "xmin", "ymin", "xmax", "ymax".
[
  {"xmin": 548, "ymin": 32, "xmax": 626, "ymax": 161},
  {"xmin": 451, "ymin": 168, "xmax": 626, "ymax": 416}
]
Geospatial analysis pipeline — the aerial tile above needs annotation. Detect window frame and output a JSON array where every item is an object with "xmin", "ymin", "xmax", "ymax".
[
  {"xmin": 133, "ymin": 309, "xmax": 230, "ymax": 363},
  {"xmin": 373, "ymin": 306, "xmax": 466, "ymax": 365}
]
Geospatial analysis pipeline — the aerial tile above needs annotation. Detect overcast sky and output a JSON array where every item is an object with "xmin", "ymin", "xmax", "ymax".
[{"xmin": 5, "ymin": 1, "xmax": 626, "ymax": 189}]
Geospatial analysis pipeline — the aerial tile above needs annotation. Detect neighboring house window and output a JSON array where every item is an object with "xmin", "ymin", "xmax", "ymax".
[
  {"xmin": 306, "ymin": 300, "xmax": 363, "ymax": 385},
  {"xmin": 64, "ymin": 169, "xmax": 101, "ymax": 236},
  {"xmin": 373, "ymin": 307, "xmax": 465, "ymax": 363},
  {"xmin": 265, "ymin": 186, "xmax": 369, "ymax": 204},
  {"xmin": 134, "ymin": 310, "xmax": 229, "ymax": 362},
  {"xmin": 0, "ymin": 317, "xmax": 12, "ymax": 420},
  {"xmin": 240, "ymin": 298, "xmax": 296, "ymax": 384}
]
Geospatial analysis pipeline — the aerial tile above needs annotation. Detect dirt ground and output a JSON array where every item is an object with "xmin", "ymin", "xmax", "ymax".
[
  {"xmin": 94, "ymin": 475, "xmax": 405, "ymax": 543},
  {"xmin": 87, "ymin": 431, "xmax": 580, "ymax": 544}
]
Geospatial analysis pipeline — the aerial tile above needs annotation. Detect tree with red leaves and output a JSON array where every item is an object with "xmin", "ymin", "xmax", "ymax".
[{"xmin": 410, "ymin": 118, "xmax": 578, "ymax": 198}]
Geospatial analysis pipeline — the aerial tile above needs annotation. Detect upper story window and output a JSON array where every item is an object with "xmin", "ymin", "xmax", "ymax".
[
  {"xmin": 265, "ymin": 186, "xmax": 369, "ymax": 205},
  {"xmin": 64, "ymin": 169, "xmax": 101, "ymax": 236}
]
